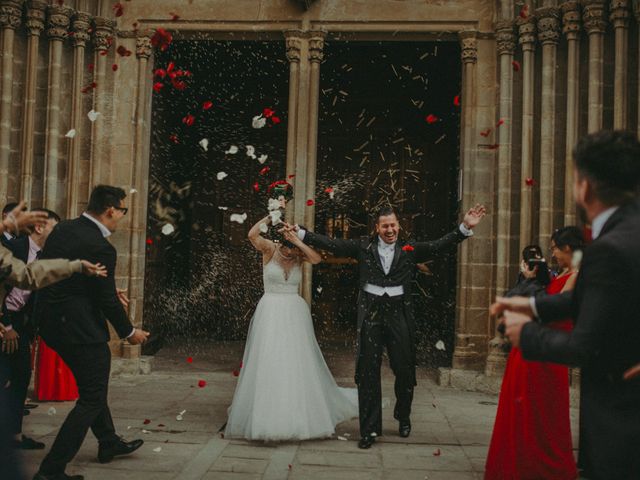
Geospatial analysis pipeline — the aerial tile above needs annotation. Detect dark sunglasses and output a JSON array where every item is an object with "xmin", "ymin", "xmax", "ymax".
[{"xmin": 113, "ymin": 206, "xmax": 128, "ymax": 215}]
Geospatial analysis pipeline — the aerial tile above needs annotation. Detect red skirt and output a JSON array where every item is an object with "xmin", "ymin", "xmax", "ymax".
[{"xmin": 34, "ymin": 337, "xmax": 79, "ymax": 401}]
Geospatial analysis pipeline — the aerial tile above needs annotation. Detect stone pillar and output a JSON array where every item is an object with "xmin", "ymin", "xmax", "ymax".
[
  {"xmin": 537, "ymin": 5, "xmax": 560, "ymax": 247},
  {"xmin": 517, "ymin": 14, "xmax": 537, "ymax": 250},
  {"xmin": 636, "ymin": 3, "xmax": 640, "ymax": 139},
  {"xmin": 65, "ymin": 10, "xmax": 92, "ymax": 218},
  {"xmin": 284, "ymin": 31, "xmax": 302, "ymax": 224},
  {"xmin": 89, "ymin": 16, "xmax": 115, "ymax": 187},
  {"xmin": 561, "ymin": 1, "xmax": 581, "ymax": 225},
  {"xmin": 43, "ymin": 4, "xmax": 73, "ymax": 211},
  {"xmin": 19, "ymin": 0, "xmax": 47, "ymax": 205},
  {"xmin": 0, "ymin": 0, "xmax": 23, "ymax": 205},
  {"xmin": 610, "ymin": 1, "xmax": 629, "ymax": 129},
  {"xmin": 452, "ymin": 30, "xmax": 480, "ymax": 370},
  {"xmin": 583, "ymin": 0, "xmax": 608, "ymax": 133},
  {"xmin": 485, "ymin": 20, "xmax": 516, "ymax": 378}
]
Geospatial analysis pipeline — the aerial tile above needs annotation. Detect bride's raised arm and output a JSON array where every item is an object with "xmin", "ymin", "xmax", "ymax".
[
  {"xmin": 248, "ymin": 216, "xmax": 275, "ymax": 255},
  {"xmin": 282, "ymin": 226, "xmax": 321, "ymax": 264}
]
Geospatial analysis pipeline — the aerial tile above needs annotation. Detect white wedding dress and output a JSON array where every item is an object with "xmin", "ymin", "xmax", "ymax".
[{"xmin": 224, "ymin": 255, "xmax": 358, "ymax": 441}]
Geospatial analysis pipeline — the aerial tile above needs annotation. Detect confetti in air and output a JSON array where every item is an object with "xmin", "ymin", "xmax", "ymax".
[
  {"xmin": 161, "ymin": 223, "xmax": 175, "ymax": 235},
  {"xmin": 65, "ymin": 129, "xmax": 76, "ymax": 138}
]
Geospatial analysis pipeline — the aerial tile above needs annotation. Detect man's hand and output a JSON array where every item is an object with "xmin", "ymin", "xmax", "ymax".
[
  {"xmin": 623, "ymin": 363, "xmax": 640, "ymax": 381},
  {"xmin": 2, "ymin": 201, "xmax": 48, "ymax": 235},
  {"xmin": 0, "ymin": 323, "xmax": 5, "ymax": 339},
  {"xmin": 1, "ymin": 327, "xmax": 19, "ymax": 354},
  {"xmin": 127, "ymin": 328, "xmax": 149, "ymax": 345},
  {"xmin": 116, "ymin": 288, "xmax": 130, "ymax": 309},
  {"xmin": 462, "ymin": 204, "xmax": 487, "ymax": 229},
  {"xmin": 80, "ymin": 260, "xmax": 107, "ymax": 278},
  {"xmin": 504, "ymin": 311, "xmax": 533, "ymax": 348},
  {"xmin": 489, "ymin": 296, "xmax": 534, "ymax": 318}
]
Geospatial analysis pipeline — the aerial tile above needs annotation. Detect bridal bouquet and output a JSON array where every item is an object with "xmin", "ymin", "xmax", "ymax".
[{"xmin": 266, "ymin": 180, "xmax": 293, "ymax": 225}]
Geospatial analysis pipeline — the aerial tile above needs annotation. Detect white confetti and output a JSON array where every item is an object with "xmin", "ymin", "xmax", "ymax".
[
  {"xmin": 217, "ymin": 206, "xmax": 228, "ymax": 210},
  {"xmin": 225, "ymin": 145, "xmax": 238, "ymax": 155},
  {"xmin": 337, "ymin": 435, "xmax": 348, "ymax": 441},
  {"xmin": 142, "ymin": 429, "xmax": 151, "ymax": 434},
  {"xmin": 252, "ymin": 114, "xmax": 266, "ymax": 129},
  {"xmin": 199, "ymin": 138, "xmax": 209, "ymax": 151},
  {"xmin": 435, "ymin": 340, "xmax": 445, "ymax": 351},
  {"xmin": 176, "ymin": 415, "xmax": 183, "ymax": 421},
  {"xmin": 258, "ymin": 154, "xmax": 268, "ymax": 164},
  {"xmin": 87, "ymin": 110, "xmax": 100, "ymax": 122},
  {"xmin": 259, "ymin": 223, "xmax": 269, "ymax": 233},
  {"xmin": 47, "ymin": 407, "xmax": 56, "ymax": 416},
  {"xmin": 129, "ymin": 188, "xmax": 138, "ymax": 194},
  {"xmin": 316, "ymin": 286, "xmax": 323, "ymax": 293},
  {"xmin": 153, "ymin": 447, "xmax": 162, "ymax": 453},
  {"xmin": 269, "ymin": 209, "xmax": 282, "ymax": 225},
  {"xmin": 370, "ymin": 432, "xmax": 378, "ymax": 437},
  {"xmin": 246, "ymin": 145, "xmax": 256, "ymax": 159},
  {"xmin": 65, "ymin": 129, "xmax": 76, "ymax": 138},
  {"xmin": 216, "ymin": 171, "xmax": 228, "ymax": 181},
  {"xmin": 329, "ymin": 190, "xmax": 335, "ymax": 200},
  {"xmin": 161, "ymin": 223, "xmax": 175, "ymax": 235},
  {"xmin": 230, "ymin": 213, "xmax": 248, "ymax": 224},
  {"xmin": 343, "ymin": 433, "xmax": 351, "ymax": 437},
  {"xmin": 267, "ymin": 198, "xmax": 281, "ymax": 211}
]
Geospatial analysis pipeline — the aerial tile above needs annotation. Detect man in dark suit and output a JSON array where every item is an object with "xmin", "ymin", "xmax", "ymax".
[
  {"xmin": 0, "ymin": 208, "xmax": 60, "ymax": 451},
  {"xmin": 288, "ymin": 204, "xmax": 486, "ymax": 448},
  {"xmin": 493, "ymin": 130, "xmax": 640, "ymax": 480},
  {"xmin": 2, "ymin": 202, "xmax": 20, "ymax": 248},
  {"xmin": 34, "ymin": 185, "xmax": 150, "ymax": 480}
]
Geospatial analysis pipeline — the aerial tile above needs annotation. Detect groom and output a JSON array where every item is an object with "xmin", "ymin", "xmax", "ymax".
[{"xmin": 287, "ymin": 204, "xmax": 486, "ymax": 448}]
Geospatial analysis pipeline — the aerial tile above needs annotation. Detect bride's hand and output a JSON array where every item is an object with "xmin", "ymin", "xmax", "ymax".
[
  {"xmin": 278, "ymin": 196, "xmax": 286, "ymax": 209},
  {"xmin": 282, "ymin": 228, "xmax": 301, "ymax": 245}
]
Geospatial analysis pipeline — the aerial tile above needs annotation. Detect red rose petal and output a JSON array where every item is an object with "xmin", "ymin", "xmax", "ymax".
[
  {"xmin": 158, "ymin": 424, "xmax": 165, "ymax": 427},
  {"xmin": 288, "ymin": 174, "xmax": 295, "ymax": 179},
  {"xmin": 169, "ymin": 134, "xmax": 179, "ymax": 144},
  {"xmin": 202, "ymin": 100, "xmax": 213, "ymax": 110},
  {"xmin": 116, "ymin": 45, "xmax": 132, "ymax": 57},
  {"xmin": 512, "ymin": 60, "xmax": 521, "ymax": 72},
  {"xmin": 402, "ymin": 245, "xmax": 414, "ymax": 252},
  {"xmin": 99, "ymin": 51, "xmax": 108, "ymax": 56},
  {"xmin": 182, "ymin": 114, "xmax": 195, "ymax": 126},
  {"xmin": 146, "ymin": 237, "xmax": 153, "ymax": 245},
  {"xmin": 480, "ymin": 128, "xmax": 492, "ymax": 137},
  {"xmin": 487, "ymin": 144, "xmax": 499, "ymax": 150},
  {"xmin": 453, "ymin": 95, "xmax": 460, "ymax": 107},
  {"xmin": 271, "ymin": 116, "xmax": 281, "ymax": 124},
  {"xmin": 170, "ymin": 12, "xmax": 180, "ymax": 21},
  {"xmin": 113, "ymin": 2, "xmax": 124, "ymax": 17},
  {"xmin": 112, "ymin": 64, "xmax": 118, "ymax": 71},
  {"xmin": 433, "ymin": 448, "xmax": 441, "ymax": 456},
  {"xmin": 263, "ymin": 107, "xmax": 274, "ymax": 118},
  {"xmin": 259, "ymin": 166, "xmax": 270, "ymax": 176},
  {"xmin": 525, "ymin": 177, "xmax": 536, "ymax": 186},
  {"xmin": 306, "ymin": 199, "xmax": 314, "ymax": 206},
  {"xmin": 153, "ymin": 82, "xmax": 164, "ymax": 93},
  {"xmin": 239, "ymin": 361, "xmax": 243, "ymax": 368},
  {"xmin": 172, "ymin": 80, "xmax": 186, "ymax": 91},
  {"xmin": 143, "ymin": 419, "xmax": 151, "ymax": 425},
  {"xmin": 232, "ymin": 370, "xmax": 239, "ymax": 377},
  {"xmin": 496, "ymin": 119, "xmax": 505, "ymax": 127},
  {"xmin": 519, "ymin": 5, "xmax": 529, "ymax": 19},
  {"xmin": 252, "ymin": 182, "xmax": 260, "ymax": 193},
  {"xmin": 186, "ymin": 357, "xmax": 193, "ymax": 363},
  {"xmin": 88, "ymin": 63, "xmax": 94, "ymax": 72},
  {"xmin": 324, "ymin": 187, "xmax": 333, "ymax": 193},
  {"xmin": 154, "ymin": 68, "xmax": 166, "ymax": 78},
  {"xmin": 197, "ymin": 380, "xmax": 206, "ymax": 388},
  {"xmin": 425, "ymin": 114, "xmax": 438, "ymax": 124}
]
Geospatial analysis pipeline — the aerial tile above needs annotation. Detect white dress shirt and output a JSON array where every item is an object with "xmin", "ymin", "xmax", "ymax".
[{"xmin": 3, "ymin": 231, "xmax": 14, "ymax": 242}]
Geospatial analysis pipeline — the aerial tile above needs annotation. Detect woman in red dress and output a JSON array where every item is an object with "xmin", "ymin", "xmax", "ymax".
[
  {"xmin": 485, "ymin": 226, "xmax": 585, "ymax": 480},
  {"xmin": 34, "ymin": 336, "xmax": 78, "ymax": 401}
]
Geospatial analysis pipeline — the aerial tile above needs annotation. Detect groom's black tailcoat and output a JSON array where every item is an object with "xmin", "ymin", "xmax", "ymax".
[
  {"xmin": 521, "ymin": 197, "xmax": 640, "ymax": 480},
  {"xmin": 303, "ymin": 228, "xmax": 468, "ymax": 435},
  {"xmin": 36, "ymin": 216, "xmax": 134, "ymax": 476}
]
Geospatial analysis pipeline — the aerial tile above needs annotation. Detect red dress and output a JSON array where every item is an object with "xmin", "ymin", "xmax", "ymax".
[
  {"xmin": 485, "ymin": 273, "xmax": 577, "ymax": 480},
  {"xmin": 34, "ymin": 336, "xmax": 79, "ymax": 401}
]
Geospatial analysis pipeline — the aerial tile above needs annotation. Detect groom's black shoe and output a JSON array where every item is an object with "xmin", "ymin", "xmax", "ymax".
[
  {"xmin": 33, "ymin": 472, "xmax": 84, "ymax": 480},
  {"xmin": 358, "ymin": 435, "xmax": 376, "ymax": 449},
  {"xmin": 399, "ymin": 419, "xmax": 411, "ymax": 438},
  {"xmin": 97, "ymin": 438, "xmax": 143, "ymax": 464}
]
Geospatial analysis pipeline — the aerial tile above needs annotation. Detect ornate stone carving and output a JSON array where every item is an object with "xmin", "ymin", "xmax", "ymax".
[
  {"xmin": 136, "ymin": 34, "xmax": 152, "ymax": 59},
  {"xmin": 284, "ymin": 30, "xmax": 303, "ymax": 63},
  {"xmin": 536, "ymin": 6, "xmax": 561, "ymax": 45},
  {"xmin": 46, "ymin": 4, "xmax": 73, "ymax": 41},
  {"xmin": 71, "ymin": 11, "xmax": 91, "ymax": 48},
  {"xmin": 308, "ymin": 31, "xmax": 326, "ymax": 64},
  {"xmin": 0, "ymin": 0, "xmax": 23, "ymax": 30},
  {"xmin": 583, "ymin": 0, "xmax": 608, "ymax": 34},
  {"xmin": 561, "ymin": 1, "xmax": 582, "ymax": 38},
  {"xmin": 25, "ymin": 0, "xmax": 47, "ymax": 36},
  {"xmin": 517, "ymin": 15, "xmax": 537, "ymax": 51},
  {"xmin": 93, "ymin": 16, "xmax": 116, "ymax": 52},
  {"xmin": 609, "ymin": 0, "xmax": 630, "ymax": 28},
  {"xmin": 495, "ymin": 19, "xmax": 516, "ymax": 56},
  {"xmin": 459, "ymin": 30, "xmax": 478, "ymax": 64}
]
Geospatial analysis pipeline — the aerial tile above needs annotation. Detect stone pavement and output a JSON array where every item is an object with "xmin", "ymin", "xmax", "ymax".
[{"xmin": 20, "ymin": 342, "xmax": 579, "ymax": 480}]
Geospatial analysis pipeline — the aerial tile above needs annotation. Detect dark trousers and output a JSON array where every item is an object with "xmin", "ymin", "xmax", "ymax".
[
  {"xmin": 0, "ymin": 362, "xmax": 26, "ymax": 479},
  {"xmin": 39, "ymin": 342, "xmax": 119, "ymax": 475},
  {"xmin": 0, "ymin": 313, "xmax": 33, "ymax": 435},
  {"xmin": 357, "ymin": 294, "xmax": 415, "ymax": 436}
]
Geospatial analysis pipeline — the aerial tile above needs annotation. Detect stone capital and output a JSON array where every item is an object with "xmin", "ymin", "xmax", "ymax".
[
  {"xmin": 136, "ymin": 34, "xmax": 152, "ymax": 59},
  {"xmin": 609, "ymin": 0, "xmax": 630, "ymax": 28},
  {"xmin": 93, "ymin": 16, "xmax": 116, "ymax": 51},
  {"xmin": 25, "ymin": 0, "xmax": 47, "ymax": 36},
  {"xmin": 284, "ymin": 30, "xmax": 303, "ymax": 63},
  {"xmin": 0, "ymin": 0, "xmax": 23, "ymax": 30},
  {"xmin": 308, "ymin": 30, "xmax": 326, "ymax": 64},
  {"xmin": 46, "ymin": 4, "xmax": 73, "ymax": 41},
  {"xmin": 517, "ymin": 15, "xmax": 537, "ymax": 51},
  {"xmin": 536, "ymin": 6, "xmax": 561, "ymax": 45},
  {"xmin": 495, "ymin": 19, "xmax": 516, "ymax": 55},
  {"xmin": 458, "ymin": 30, "xmax": 478, "ymax": 64},
  {"xmin": 583, "ymin": 0, "xmax": 608, "ymax": 34},
  {"xmin": 71, "ymin": 11, "xmax": 91, "ymax": 48},
  {"xmin": 561, "ymin": 1, "xmax": 582, "ymax": 38}
]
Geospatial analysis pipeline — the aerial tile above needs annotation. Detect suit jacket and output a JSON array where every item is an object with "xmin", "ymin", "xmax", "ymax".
[
  {"xmin": 2, "ymin": 235, "xmax": 34, "ymax": 330},
  {"xmin": 521, "ymin": 198, "xmax": 640, "ymax": 479},
  {"xmin": 37, "ymin": 216, "xmax": 133, "ymax": 347},
  {"xmin": 303, "ymin": 227, "xmax": 468, "ymax": 383}
]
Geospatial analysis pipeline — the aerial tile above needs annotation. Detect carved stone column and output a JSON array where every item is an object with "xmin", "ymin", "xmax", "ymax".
[
  {"xmin": 89, "ymin": 16, "xmax": 116, "ymax": 187},
  {"xmin": 561, "ymin": 1, "xmax": 581, "ymax": 225},
  {"xmin": 66, "ymin": 11, "xmax": 92, "ymax": 218},
  {"xmin": 583, "ymin": 0, "xmax": 608, "ymax": 132},
  {"xmin": 19, "ymin": 0, "xmax": 47, "ymax": 205},
  {"xmin": 486, "ymin": 20, "xmax": 516, "ymax": 378},
  {"xmin": 610, "ymin": 0, "xmax": 629, "ymax": 129},
  {"xmin": 0, "ymin": 0, "xmax": 23, "ymax": 205},
  {"xmin": 517, "ymin": 15, "xmax": 537, "ymax": 251},
  {"xmin": 43, "ymin": 4, "xmax": 73, "ymax": 211},
  {"xmin": 284, "ymin": 31, "xmax": 302, "ymax": 225},
  {"xmin": 453, "ymin": 30, "xmax": 480, "ymax": 370},
  {"xmin": 635, "ymin": 2, "xmax": 640, "ymax": 139},
  {"xmin": 537, "ymin": 6, "xmax": 561, "ymax": 247}
]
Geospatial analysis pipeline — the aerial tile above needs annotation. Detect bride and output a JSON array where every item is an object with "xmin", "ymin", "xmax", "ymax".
[{"xmin": 224, "ymin": 211, "xmax": 358, "ymax": 441}]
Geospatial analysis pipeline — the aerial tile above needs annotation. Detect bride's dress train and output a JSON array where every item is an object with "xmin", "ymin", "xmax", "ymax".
[{"xmin": 224, "ymin": 258, "xmax": 358, "ymax": 441}]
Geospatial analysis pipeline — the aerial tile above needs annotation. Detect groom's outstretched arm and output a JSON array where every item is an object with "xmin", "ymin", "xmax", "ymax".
[
  {"xmin": 413, "ymin": 226, "xmax": 470, "ymax": 263},
  {"xmin": 299, "ymin": 229, "xmax": 360, "ymax": 259}
]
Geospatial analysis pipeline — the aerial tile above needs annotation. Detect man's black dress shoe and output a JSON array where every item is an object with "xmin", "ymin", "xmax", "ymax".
[
  {"xmin": 358, "ymin": 435, "xmax": 376, "ymax": 449},
  {"xmin": 16, "ymin": 434, "xmax": 45, "ymax": 449},
  {"xmin": 33, "ymin": 472, "xmax": 84, "ymax": 480},
  {"xmin": 97, "ymin": 438, "xmax": 144, "ymax": 463},
  {"xmin": 399, "ymin": 419, "xmax": 411, "ymax": 438}
]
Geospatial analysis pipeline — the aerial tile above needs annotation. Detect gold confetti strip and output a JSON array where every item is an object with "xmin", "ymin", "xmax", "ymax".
[
  {"xmin": 420, "ymin": 52, "xmax": 429, "ymax": 60},
  {"xmin": 435, "ymin": 134, "xmax": 447, "ymax": 144},
  {"xmin": 366, "ymin": 117, "xmax": 376, "ymax": 127},
  {"xmin": 392, "ymin": 137, "xmax": 405, "ymax": 144},
  {"xmin": 339, "ymin": 90, "xmax": 349, "ymax": 96},
  {"xmin": 391, "ymin": 64, "xmax": 399, "ymax": 78},
  {"xmin": 354, "ymin": 141, "xmax": 369, "ymax": 152}
]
